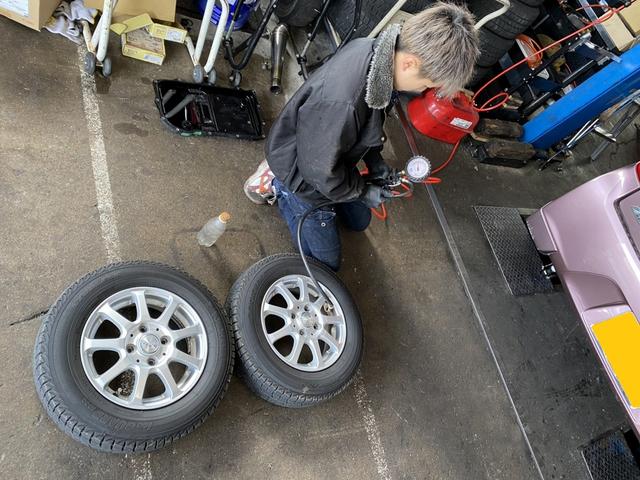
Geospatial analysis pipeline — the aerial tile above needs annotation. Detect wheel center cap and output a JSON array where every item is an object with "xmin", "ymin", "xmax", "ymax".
[
  {"xmin": 138, "ymin": 333, "xmax": 160, "ymax": 355},
  {"xmin": 301, "ymin": 312, "xmax": 314, "ymax": 328}
]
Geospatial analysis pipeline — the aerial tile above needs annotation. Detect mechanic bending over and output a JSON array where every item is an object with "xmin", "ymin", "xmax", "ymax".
[{"xmin": 244, "ymin": 2, "xmax": 480, "ymax": 271}]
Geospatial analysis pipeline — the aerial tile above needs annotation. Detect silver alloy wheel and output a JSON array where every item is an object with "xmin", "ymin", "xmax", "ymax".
[
  {"xmin": 260, "ymin": 275, "xmax": 346, "ymax": 372},
  {"xmin": 80, "ymin": 287, "xmax": 208, "ymax": 410}
]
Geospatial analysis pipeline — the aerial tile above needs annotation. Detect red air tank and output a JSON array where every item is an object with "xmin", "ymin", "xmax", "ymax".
[{"xmin": 407, "ymin": 89, "xmax": 479, "ymax": 144}]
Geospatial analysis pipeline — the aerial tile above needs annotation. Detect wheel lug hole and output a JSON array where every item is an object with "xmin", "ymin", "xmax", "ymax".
[
  {"xmin": 160, "ymin": 337, "xmax": 169, "ymax": 345},
  {"xmin": 299, "ymin": 330, "xmax": 304, "ymax": 336},
  {"xmin": 148, "ymin": 358, "xmax": 155, "ymax": 366},
  {"xmin": 126, "ymin": 345, "xmax": 134, "ymax": 353},
  {"xmin": 139, "ymin": 325, "xmax": 147, "ymax": 333},
  {"xmin": 291, "ymin": 313, "xmax": 296, "ymax": 319}
]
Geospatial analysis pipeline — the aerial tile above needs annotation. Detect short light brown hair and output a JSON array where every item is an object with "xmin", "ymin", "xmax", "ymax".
[{"xmin": 398, "ymin": 2, "xmax": 480, "ymax": 97}]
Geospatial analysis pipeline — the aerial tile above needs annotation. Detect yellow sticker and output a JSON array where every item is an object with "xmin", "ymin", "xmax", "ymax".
[{"xmin": 592, "ymin": 312, "xmax": 640, "ymax": 408}]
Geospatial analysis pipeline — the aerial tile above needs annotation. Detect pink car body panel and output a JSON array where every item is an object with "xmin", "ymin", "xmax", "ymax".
[{"xmin": 527, "ymin": 163, "xmax": 640, "ymax": 434}]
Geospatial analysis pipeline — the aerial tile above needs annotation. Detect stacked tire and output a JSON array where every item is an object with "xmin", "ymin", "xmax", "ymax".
[{"xmin": 468, "ymin": 0, "xmax": 542, "ymax": 87}]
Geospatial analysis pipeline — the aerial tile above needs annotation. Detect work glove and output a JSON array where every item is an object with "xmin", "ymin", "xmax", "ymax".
[
  {"xmin": 360, "ymin": 185, "xmax": 393, "ymax": 209},
  {"xmin": 363, "ymin": 149, "xmax": 393, "ymax": 181}
]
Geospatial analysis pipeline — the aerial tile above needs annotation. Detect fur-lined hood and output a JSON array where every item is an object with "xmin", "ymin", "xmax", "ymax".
[{"xmin": 365, "ymin": 24, "xmax": 401, "ymax": 109}]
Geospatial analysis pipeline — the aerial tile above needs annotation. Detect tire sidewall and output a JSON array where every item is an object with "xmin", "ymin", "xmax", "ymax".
[
  {"xmin": 44, "ymin": 264, "xmax": 232, "ymax": 439},
  {"xmin": 235, "ymin": 256, "xmax": 363, "ymax": 397}
]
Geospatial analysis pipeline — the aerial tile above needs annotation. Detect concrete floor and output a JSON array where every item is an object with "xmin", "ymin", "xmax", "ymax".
[{"xmin": 0, "ymin": 14, "xmax": 634, "ymax": 480}]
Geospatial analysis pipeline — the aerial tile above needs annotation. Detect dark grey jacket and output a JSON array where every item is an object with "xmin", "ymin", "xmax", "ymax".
[{"xmin": 265, "ymin": 38, "xmax": 387, "ymax": 205}]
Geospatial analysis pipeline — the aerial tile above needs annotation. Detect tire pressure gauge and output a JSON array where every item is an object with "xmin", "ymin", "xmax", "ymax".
[{"xmin": 405, "ymin": 155, "xmax": 431, "ymax": 183}]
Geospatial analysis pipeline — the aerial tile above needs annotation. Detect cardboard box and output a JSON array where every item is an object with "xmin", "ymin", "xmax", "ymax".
[
  {"xmin": 122, "ymin": 28, "xmax": 165, "ymax": 65},
  {"xmin": 110, "ymin": 13, "xmax": 153, "ymax": 35},
  {"xmin": 602, "ymin": 13, "xmax": 635, "ymax": 51},
  {"xmin": 149, "ymin": 22, "xmax": 187, "ymax": 43},
  {"xmin": 85, "ymin": 0, "xmax": 176, "ymax": 23},
  {"xmin": 621, "ymin": 1, "xmax": 640, "ymax": 36},
  {"xmin": 0, "ymin": 0, "xmax": 59, "ymax": 30}
]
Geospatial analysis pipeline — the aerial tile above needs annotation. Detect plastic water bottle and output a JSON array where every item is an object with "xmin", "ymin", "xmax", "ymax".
[{"xmin": 197, "ymin": 212, "xmax": 231, "ymax": 247}]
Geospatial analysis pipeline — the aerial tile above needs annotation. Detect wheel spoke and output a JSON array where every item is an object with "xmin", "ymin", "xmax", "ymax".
[
  {"xmin": 131, "ymin": 367, "xmax": 149, "ymax": 403},
  {"xmin": 287, "ymin": 336, "xmax": 304, "ymax": 364},
  {"xmin": 308, "ymin": 338, "xmax": 324, "ymax": 368},
  {"xmin": 83, "ymin": 337, "xmax": 123, "ymax": 353},
  {"xmin": 263, "ymin": 303, "xmax": 291, "ymax": 320},
  {"xmin": 95, "ymin": 357, "xmax": 130, "ymax": 389},
  {"xmin": 171, "ymin": 324, "xmax": 203, "ymax": 342},
  {"xmin": 267, "ymin": 324, "xmax": 294, "ymax": 343},
  {"xmin": 297, "ymin": 277, "xmax": 309, "ymax": 302},
  {"xmin": 132, "ymin": 290, "xmax": 150, "ymax": 322},
  {"xmin": 321, "ymin": 315, "xmax": 343, "ymax": 326},
  {"xmin": 99, "ymin": 304, "xmax": 132, "ymax": 334},
  {"xmin": 157, "ymin": 296, "xmax": 179, "ymax": 326},
  {"xmin": 171, "ymin": 350, "xmax": 203, "ymax": 370},
  {"xmin": 318, "ymin": 331, "xmax": 340, "ymax": 351},
  {"xmin": 156, "ymin": 364, "xmax": 179, "ymax": 399},
  {"xmin": 275, "ymin": 283, "xmax": 297, "ymax": 307}
]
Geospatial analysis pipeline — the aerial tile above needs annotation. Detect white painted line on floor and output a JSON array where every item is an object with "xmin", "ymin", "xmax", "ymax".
[
  {"xmin": 353, "ymin": 371, "xmax": 392, "ymax": 480},
  {"xmin": 78, "ymin": 45, "xmax": 151, "ymax": 479},
  {"xmin": 77, "ymin": 46, "xmax": 121, "ymax": 263}
]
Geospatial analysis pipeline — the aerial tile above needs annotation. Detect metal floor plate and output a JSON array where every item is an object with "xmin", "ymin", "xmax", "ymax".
[
  {"xmin": 581, "ymin": 429, "xmax": 640, "ymax": 480},
  {"xmin": 474, "ymin": 206, "xmax": 553, "ymax": 296}
]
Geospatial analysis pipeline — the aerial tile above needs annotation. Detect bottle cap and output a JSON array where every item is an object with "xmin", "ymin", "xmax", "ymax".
[{"xmin": 219, "ymin": 212, "xmax": 231, "ymax": 223}]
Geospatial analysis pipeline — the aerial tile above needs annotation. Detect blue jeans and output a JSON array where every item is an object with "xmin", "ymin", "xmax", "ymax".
[{"xmin": 272, "ymin": 178, "xmax": 371, "ymax": 271}]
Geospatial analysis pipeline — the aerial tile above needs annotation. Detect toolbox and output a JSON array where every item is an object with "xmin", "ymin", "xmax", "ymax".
[{"xmin": 153, "ymin": 80, "xmax": 264, "ymax": 140}]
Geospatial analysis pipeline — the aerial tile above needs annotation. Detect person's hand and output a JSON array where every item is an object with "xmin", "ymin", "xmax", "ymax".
[
  {"xmin": 361, "ymin": 185, "xmax": 393, "ymax": 208},
  {"xmin": 365, "ymin": 161, "xmax": 394, "ymax": 181}
]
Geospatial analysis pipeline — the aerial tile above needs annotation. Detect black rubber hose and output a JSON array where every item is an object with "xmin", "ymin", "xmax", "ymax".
[
  {"xmin": 164, "ymin": 94, "xmax": 195, "ymax": 119},
  {"xmin": 296, "ymin": 201, "xmax": 336, "ymax": 308}
]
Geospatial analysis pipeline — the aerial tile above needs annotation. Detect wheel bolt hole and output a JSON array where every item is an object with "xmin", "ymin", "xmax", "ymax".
[
  {"xmin": 136, "ymin": 359, "xmax": 140, "ymax": 363},
  {"xmin": 126, "ymin": 345, "xmax": 134, "ymax": 353},
  {"xmin": 148, "ymin": 359, "xmax": 155, "ymax": 366},
  {"xmin": 156, "ymin": 328, "xmax": 159, "ymax": 331},
  {"xmin": 304, "ymin": 306, "xmax": 309, "ymax": 311},
  {"xmin": 299, "ymin": 330, "xmax": 304, "ymax": 336},
  {"xmin": 139, "ymin": 326, "xmax": 147, "ymax": 333},
  {"xmin": 160, "ymin": 337, "xmax": 168, "ymax": 345},
  {"xmin": 291, "ymin": 313, "xmax": 296, "ymax": 319}
]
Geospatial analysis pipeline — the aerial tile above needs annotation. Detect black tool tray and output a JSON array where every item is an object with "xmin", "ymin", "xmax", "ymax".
[{"xmin": 153, "ymin": 80, "xmax": 264, "ymax": 140}]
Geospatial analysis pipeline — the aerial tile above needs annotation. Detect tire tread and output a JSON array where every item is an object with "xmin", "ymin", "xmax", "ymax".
[
  {"xmin": 33, "ymin": 261, "xmax": 234, "ymax": 453},
  {"xmin": 227, "ymin": 253, "xmax": 361, "ymax": 408}
]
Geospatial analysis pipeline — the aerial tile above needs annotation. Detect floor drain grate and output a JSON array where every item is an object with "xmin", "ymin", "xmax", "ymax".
[
  {"xmin": 474, "ymin": 206, "xmax": 553, "ymax": 296},
  {"xmin": 581, "ymin": 429, "xmax": 640, "ymax": 480}
]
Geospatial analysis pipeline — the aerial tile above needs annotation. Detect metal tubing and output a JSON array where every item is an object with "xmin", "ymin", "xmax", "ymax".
[
  {"xmin": 270, "ymin": 24, "xmax": 289, "ymax": 94},
  {"xmin": 204, "ymin": 0, "xmax": 230, "ymax": 74},
  {"xmin": 95, "ymin": 0, "xmax": 114, "ymax": 62},
  {"xmin": 367, "ymin": 0, "xmax": 408, "ymax": 38},
  {"xmin": 194, "ymin": 0, "xmax": 215, "ymax": 64},
  {"xmin": 475, "ymin": 0, "xmax": 510, "ymax": 30},
  {"xmin": 224, "ymin": 0, "xmax": 277, "ymax": 71}
]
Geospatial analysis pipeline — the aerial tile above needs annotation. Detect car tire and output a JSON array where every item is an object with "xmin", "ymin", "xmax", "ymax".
[
  {"xmin": 468, "ymin": 64, "xmax": 492, "ymax": 87},
  {"xmin": 276, "ymin": 0, "xmax": 324, "ymax": 27},
  {"xmin": 227, "ymin": 254, "xmax": 363, "ymax": 408},
  {"xmin": 33, "ymin": 262, "xmax": 234, "ymax": 453},
  {"xmin": 476, "ymin": 28, "xmax": 515, "ymax": 67},
  {"xmin": 469, "ymin": 0, "xmax": 540, "ymax": 40}
]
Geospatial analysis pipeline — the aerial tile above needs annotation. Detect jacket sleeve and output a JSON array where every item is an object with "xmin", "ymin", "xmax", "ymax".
[{"xmin": 295, "ymin": 100, "xmax": 365, "ymax": 202}]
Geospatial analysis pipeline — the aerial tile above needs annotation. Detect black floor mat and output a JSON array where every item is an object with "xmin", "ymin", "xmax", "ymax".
[
  {"xmin": 474, "ymin": 206, "xmax": 553, "ymax": 296},
  {"xmin": 581, "ymin": 429, "xmax": 640, "ymax": 480}
]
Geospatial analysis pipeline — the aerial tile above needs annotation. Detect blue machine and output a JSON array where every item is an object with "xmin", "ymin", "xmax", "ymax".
[{"xmin": 522, "ymin": 44, "xmax": 640, "ymax": 149}]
